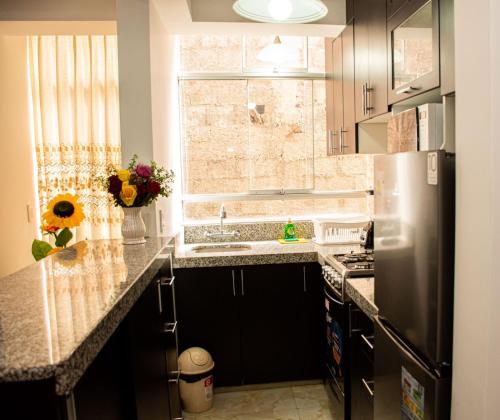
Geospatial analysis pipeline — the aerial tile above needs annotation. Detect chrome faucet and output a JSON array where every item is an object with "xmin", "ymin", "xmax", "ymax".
[{"xmin": 204, "ymin": 204, "xmax": 240, "ymax": 240}]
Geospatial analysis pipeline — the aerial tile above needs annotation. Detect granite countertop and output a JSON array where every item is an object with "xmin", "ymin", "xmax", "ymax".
[
  {"xmin": 345, "ymin": 277, "xmax": 378, "ymax": 318},
  {"xmin": 0, "ymin": 237, "xmax": 174, "ymax": 395},
  {"xmin": 174, "ymin": 239, "xmax": 364, "ymax": 268}
]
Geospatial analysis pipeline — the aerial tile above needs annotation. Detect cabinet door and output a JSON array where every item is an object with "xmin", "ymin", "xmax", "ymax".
[
  {"xmin": 440, "ymin": 0, "xmax": 455, "ymax": 95},
  {"xmin": 325, "ymin": 38, "xmax": 336, "ymax": 156},
  {"xmin": 387, "ymin": 0, "xmax": 408, "ymax": 19},
  {"xmin": 126, "ymin": 278, "xmax": 172, "ymax": 420},
  {"xmin": 175, "ymin": 267, "xmax": 241, "ymax": 386},
  {"xmin": 367, "ymin": 0, "xmax": 389, "ymax": 118},
  {"xmin": 354, "ymin": 0, "xmax": 370, "ymax": 123},
  {"xmin": 240, "ymin": 264, "xmax": 320, "ymax": 384},
  {"xmin": 387, "ymin": 0, "xmax": 440, "ymax": 103},
  {"xmin": 301, "ymin": 263, "xmax": 324, "ymax": 379},
  {"xmin": 349, "ymin": 304, "xmax": 375, "ymax": 420},
  {"xmin": 332, "ymin": 36, "xmax": 344, "ymax": 155},
  {"xmin": 341, "ymin": 21, "xmax": 357, "ymax": 154}
]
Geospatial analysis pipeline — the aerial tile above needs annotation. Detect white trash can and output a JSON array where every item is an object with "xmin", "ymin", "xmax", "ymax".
[{"xmin": 178, "ymin": 347, "xmax": 215, "ymax": 413}]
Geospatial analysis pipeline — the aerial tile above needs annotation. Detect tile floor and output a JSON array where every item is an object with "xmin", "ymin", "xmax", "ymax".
[{"xmin": 183, "ymin": 384, "xmax": 338, "ymax": 420}]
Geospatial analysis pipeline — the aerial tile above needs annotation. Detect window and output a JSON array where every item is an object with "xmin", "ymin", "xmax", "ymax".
[{"xmin": 178, "ymin": 35, "xmax": 372, "ymax": 223}]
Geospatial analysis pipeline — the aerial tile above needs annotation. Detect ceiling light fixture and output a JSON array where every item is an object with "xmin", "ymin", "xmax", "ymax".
[
  {"xmin": 233, "ymin": 0, "xmax": 328, "ymax": 24},
  {"xmin": 257, "ymin": 36, "xmax": 300, "ymax": 65}
]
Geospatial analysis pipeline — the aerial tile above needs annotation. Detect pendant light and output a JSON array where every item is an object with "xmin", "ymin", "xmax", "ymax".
[
  {"xmin": 257, "ymin": 36, "xmax": 300, "ymax": 65},
  {"xmin": 233, "ymin": 0, "xmax": 328, "ymax": 24}
]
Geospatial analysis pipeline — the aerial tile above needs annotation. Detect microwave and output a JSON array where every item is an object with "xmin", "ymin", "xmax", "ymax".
[{"xmin": 387, "ymin": 103, "xmax": 443, "ymax": 153}]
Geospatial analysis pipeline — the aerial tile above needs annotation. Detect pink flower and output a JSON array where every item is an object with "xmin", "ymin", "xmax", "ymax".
[{"xmin": 135, "ymin": 164, "xmax": 152, "ymax": 178}]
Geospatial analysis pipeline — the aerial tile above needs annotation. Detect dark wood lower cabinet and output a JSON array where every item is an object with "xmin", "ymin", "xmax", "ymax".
[
  {"xmin": 175, "ymin": 263, "xmax": 323, "ymax": 387},
  {"xmin": 350, "ymin": 303, "xmax": 375, "ymax": 420}
]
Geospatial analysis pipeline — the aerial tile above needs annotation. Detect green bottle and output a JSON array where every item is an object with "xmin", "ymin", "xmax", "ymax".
[{"xmin": 283, "ymin": 219, "xmax": 297, "ymax": 241}]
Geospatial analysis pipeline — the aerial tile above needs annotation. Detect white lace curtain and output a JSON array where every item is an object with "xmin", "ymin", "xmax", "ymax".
[{"xmin": 28, "ymin": 35, "xmax": 122, "ymax": 241}]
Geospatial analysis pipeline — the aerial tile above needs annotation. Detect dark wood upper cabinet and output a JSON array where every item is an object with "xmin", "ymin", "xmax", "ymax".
[
  {"xmin": 346, "ymin": 0, "xmax": 355, "ymax": 22},
  {"xmin": 354, "ymin": 0, "xmax": 389, "ymax": 122},
  {"xmin": 387, "ymin": 0, "xmax": 409, "ymax": 19},
  {"xmin": 387, "ymin": 0, "xmax": 440, "ymax": 104},
  {"xmin": 341, "ymin": 22, "xmax": 357, "ymax": 154},
  {"xmin": 325, "ymin": 37, "xmax": 335, "ymax": 156},
  {"xmin": 440, "ymin": 0, "xmax": 455, "ymax": 95},
  {"xmin": 325, "ymin": 22, "xmax": 356, "ymax": 154}
]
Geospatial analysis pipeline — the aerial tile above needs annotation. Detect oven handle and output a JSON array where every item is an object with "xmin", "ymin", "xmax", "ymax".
[{"xmin": 324, "ymin": 287, "xmax": 344, "ymax": 306}]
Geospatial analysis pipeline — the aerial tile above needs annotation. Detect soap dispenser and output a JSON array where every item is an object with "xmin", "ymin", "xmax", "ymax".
[{"xmin": 283, "ymin": 219, "xmax": 297, "ymax": 241}]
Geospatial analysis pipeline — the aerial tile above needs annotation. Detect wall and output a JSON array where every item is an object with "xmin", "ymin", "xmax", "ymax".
[
  {"xmin": 149, "ymin": 0, "xmax": 183, "ymax": 236},
  {"xmin": 0, "ymin": 36, "xmax": 38, "ymax": 277},
  {"xmin": 0, "ymin": 0, "xmax": 116, "ymax": 21},
  {"xmin": 116, "ymin": 0, "xmax": 157, "ymax": 236},
  {"xmin": 452, "ymin": 0, "xmax": 500, "ymax": 418}
]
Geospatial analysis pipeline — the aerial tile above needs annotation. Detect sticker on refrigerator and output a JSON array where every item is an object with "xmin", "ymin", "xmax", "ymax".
[
  {"xmin": 401, "ymin": 366, "xmax": 424, "ymax": 420},
  {"xmin": 427, "ymin": 152, "xmax": 438, "ymax": 185}
]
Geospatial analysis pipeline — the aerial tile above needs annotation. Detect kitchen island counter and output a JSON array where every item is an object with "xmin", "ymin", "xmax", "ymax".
[{"xmin": 0, "ymin": 237, "xmax": 173, "ymax": 395}]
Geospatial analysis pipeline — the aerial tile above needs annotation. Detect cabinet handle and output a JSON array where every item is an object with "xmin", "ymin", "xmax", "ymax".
[
  {"xmin": 163, "ymin": 321, "xmax": 177, "ymax": 334},
  {"xmin": 361, "ymin": 378, "xmax": 374, "ymax": 398},
  {"xmin": 396, "ymin": 85, "xmax": 421, "ymax": 95},
  {"xmin": 366, "ymin": 85, "xmax": 374, "ymax": 112},
  {"xmin": 340, "ymin": 128, "xmax": 349, "ymax": 153},
  {"xmin": 349, "ymin": 305, "xmax": 363, "ymax": 337},
  {"xmin": 361, "ymin": 334, "xmax": 374, "ymax": 350},
  {"xmin": 361, "ymin": 83, "xmax": 367, "ymax": 115},
  {"xmin": 327, "ymin": 130, "xmax": 337, "ymax": 156},
  {"xmin": 240, "ymin": 269, "xmax": 245, "ymax": 296},
  {"xmin": 157, "ymin": 278, "xmax": 163, "ymax": 314},
  {"xmin": 160, "ymin": 276, "xmax": 175, "ymax": 287},
  {"xmin": 303, "ymin": 266, "xmax": 307, "ymax": 292},
  {"xmin": 168, "ymin": 370, "xmax": 181, "ymax": 384},
  {"xmin": 232, "ymin": 270, "xmax": 236, "ymax": 296}
]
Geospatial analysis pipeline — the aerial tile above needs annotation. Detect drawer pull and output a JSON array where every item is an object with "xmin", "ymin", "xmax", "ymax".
[
  {"xmin": 163, "ymin": 321, "xmax": 177, "ymax": 334},
  {"xmin": 361, "ymin": 334, "xmax": 374, "ymax": 350},
  {"xmin": 362, "ymin": 378, "xmax": 374, "ymax": 398},
  {"xmin": 168, "ymin": 370, "xmax": 181, "ymax": 384},
  {"xmin": 160, "ymin": 276, "xmax": 175, "ymax": 287},
  {"xmin": 396, "ymin": 86, "xmax": 420, "ymax": 95}
]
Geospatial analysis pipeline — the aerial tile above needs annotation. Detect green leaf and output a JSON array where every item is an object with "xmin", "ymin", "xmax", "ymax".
[
  {"xmin": 32, "ymin": 240, "xmax": 53, "ymax": 261},
  {"xmin": 55, "ymin": 228, "xmax": 73, "ymax": 247}
]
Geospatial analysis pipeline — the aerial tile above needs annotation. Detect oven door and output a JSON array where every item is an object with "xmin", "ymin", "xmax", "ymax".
[{"xmin": 324, "ymin": 284, "xmax": 348, "ymax": 418}]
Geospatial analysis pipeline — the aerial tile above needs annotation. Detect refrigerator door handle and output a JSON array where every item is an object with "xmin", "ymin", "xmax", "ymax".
[{"xmin": 374, "ymin": 316, "xmax": 438, "ymax": 378}]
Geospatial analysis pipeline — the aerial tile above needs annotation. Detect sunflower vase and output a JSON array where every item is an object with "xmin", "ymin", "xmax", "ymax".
[{"xmin": 121, "ymin": 207, "xmax": 147, "ymax": 245}]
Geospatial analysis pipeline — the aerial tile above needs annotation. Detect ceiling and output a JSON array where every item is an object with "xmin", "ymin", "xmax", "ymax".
[{"xmin": 152, "ymin": 0, "xmax": 346, "ymax": 37}]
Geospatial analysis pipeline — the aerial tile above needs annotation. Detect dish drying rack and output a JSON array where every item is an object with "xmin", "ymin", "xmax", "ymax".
[{"xmin": 312, "ymin": 217, "xmax": 369, "ymax": 245}]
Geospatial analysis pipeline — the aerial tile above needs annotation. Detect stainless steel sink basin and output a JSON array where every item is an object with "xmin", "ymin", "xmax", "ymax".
[{"xmin": 191, "ymin": 244, "xmax": 252, "ymax": 253}]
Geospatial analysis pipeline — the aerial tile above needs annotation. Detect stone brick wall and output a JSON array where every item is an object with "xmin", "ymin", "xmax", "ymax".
[{"xmin": 178, "ymin": 35, "xmax": 374, "ymax": 222}]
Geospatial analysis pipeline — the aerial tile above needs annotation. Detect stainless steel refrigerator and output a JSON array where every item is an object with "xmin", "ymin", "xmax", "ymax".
[{"xmin": 373, "ymin": 151, "xmax": 455, "ymax": 420}]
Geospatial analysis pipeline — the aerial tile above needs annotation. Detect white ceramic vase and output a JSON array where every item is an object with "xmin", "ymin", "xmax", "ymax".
[{"xmin": 121, "ymin": 207, "xmax": 146, "ymax": 245}]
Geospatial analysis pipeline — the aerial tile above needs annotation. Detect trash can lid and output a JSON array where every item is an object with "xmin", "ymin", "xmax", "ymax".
[{"xmin": 178, "ymin": 347, "xmax": 215, "ymax": 375}]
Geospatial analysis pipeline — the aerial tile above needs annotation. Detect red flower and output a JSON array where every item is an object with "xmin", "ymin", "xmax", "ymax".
[
  {"xmin": 108, "ymin": 175, "xmax": 122, "ymax": 194},
  {"xmin": 147, "ymin": 180, "xmax": 161, "ymax": 195},
  {"xmin": 137, "ymin": 183, "xmax": 148, "ymax": 196}
]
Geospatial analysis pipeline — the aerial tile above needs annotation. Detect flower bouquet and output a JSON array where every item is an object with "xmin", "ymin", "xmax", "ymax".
[
  {"xmin": 32, "ymin": 194, "xmax": 85, "ymax": 261},
  {"xmin": 101, "ymin": 155, "xmax": 174, "ymax": 244}
]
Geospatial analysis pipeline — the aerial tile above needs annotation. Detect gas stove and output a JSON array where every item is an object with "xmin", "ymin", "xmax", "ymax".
[{"xmin": 322, "ymin": 250, "xmax": 375, "ymax": 301}]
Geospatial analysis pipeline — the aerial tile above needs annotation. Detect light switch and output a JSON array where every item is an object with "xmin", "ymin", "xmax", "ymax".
[{"xmin": 26, "ymin": 204, "xmax": 35, "ymax": 224}]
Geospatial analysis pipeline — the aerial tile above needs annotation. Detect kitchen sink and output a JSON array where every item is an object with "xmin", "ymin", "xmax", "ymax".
[{"xmin": 191, "ymin": 244, "xmax": 252, "ymax": 253}]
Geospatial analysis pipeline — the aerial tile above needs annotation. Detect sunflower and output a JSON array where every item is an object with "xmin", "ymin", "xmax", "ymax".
[{"xmin": 42, "ymin": 194, "xmax": 85, "ymax": 229}]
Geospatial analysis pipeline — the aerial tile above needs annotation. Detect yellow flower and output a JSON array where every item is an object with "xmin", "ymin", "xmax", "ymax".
[
  {"xmin": 42, "ymin": 194, "xmax": 85, "ymax": 229},
  {"xmin": 120, "ymin": 182, "xmax": 137, "ymax": 206},
  {"xmin": 47, "ymin": 247, "xmax": 63, "ymax": 256},
  {"xmin": 117, "ymin": 169, "xmax": 130, "ymax": 182}
]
